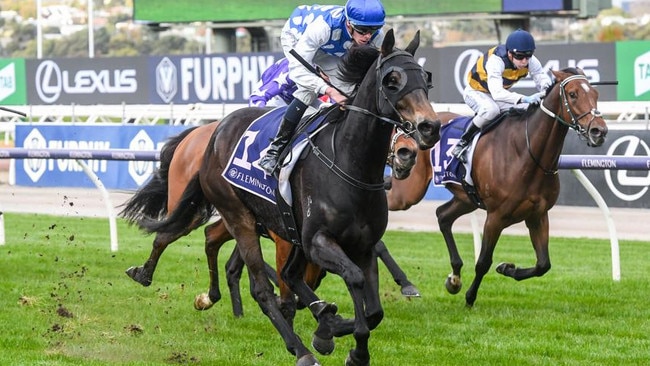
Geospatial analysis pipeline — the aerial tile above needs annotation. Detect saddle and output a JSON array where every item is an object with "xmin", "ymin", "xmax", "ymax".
[{"xmin": 434, "ymin": 110, "xmax": 516, "ymax": 208}]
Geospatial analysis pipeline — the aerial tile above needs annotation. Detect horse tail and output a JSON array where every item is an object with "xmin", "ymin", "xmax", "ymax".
[
  {"xmin": 119, "ymin": 126, "xmax": 199, "ymax": 226},
  {"xmin": 138, "ymin": 173, "xmax": 213, "ymax": 235}
]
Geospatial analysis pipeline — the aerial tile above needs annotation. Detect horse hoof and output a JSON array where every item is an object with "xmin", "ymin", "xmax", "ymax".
[
  {"xmin": 400, "ymin": 285, "xmax": 421, "ymax": 298},
  {"xmin": 496, "ymin": 262, "xmax": 515, "ymax": 276},
  {"xmin": 345, "ymin": 353, "xmax": 369, "ymax": 366},
  {"xmin": 312, "ymin": 334, "xmax": 335, "ymax": 355},
  {"xmin": 445, "ymin": 275, "xmax": 462, "ymax": 295},
  {"xmin": 194, "ymin": 293, "xmax": 214, "ymax": 311},
  {"xmin": 296, "ymin": 354, "xmax": 321, "ymax": 366},
  {"xmin": 125, "ymin": 266, "xmax": 151, "ymax": 287}
]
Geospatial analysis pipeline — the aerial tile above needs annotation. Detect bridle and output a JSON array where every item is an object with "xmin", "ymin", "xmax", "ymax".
[
  {"xmin": 343, "ymin": 49, "xmax": 430, "ymax": 137},
  {"xmin": 526, "ymin": 74, "xmax": 602, "ymax": 175},
  {"xmin": 310, "ymin": 49, "xmax": 430, "ymax": 190},
  {"xmin": 538, "ymin": 74, "xmax": 602, "ymax": 136}
]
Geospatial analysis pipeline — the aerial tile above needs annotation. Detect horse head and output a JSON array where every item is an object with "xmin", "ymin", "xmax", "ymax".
[
  {"xmin": 375, "ymin": 30, "xmax": 441, "ymax": 149},
  {"xmin": 387, "ymin": 128, "xmax": 418, "ymax": 180},
  {"xmin": 542, "ymin": 68, "xmax": 608, "ymax": 147}
]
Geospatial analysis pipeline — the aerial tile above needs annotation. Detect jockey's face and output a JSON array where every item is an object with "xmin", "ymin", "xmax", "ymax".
[
  {"xmin": 509, "ymin": 51, "xmax": 533, "ymax": 69},
  {"xmin": 347, "ymin": 21, "xmax": 378, "ymax": 46}
]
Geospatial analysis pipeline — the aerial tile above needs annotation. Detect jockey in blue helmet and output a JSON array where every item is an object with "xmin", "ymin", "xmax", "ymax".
[
  {"xmin": 452, "ymin": 29, "xmax": 552, "ymax": 163},
  {"xmin": 259, "ymin": 0, "xmax": 386, "ymax": 176}
]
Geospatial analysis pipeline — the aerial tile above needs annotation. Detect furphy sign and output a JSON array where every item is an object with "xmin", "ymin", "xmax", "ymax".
[
  {"xmin": 420, "ymin": 43, "xmax": 617, "ymax": 103},
  {"xmin": 149, "ymin": 53, "xmax": 282, "ymax": 104},
  {"xmin": 26, "ymin": 57, "xmax": 149, "ymax": 105}
]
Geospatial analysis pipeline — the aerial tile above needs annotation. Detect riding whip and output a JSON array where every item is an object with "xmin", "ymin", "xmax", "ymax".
[{"xmin": 288, "ymin": 49, "xmax": 351, "ymax": 99}]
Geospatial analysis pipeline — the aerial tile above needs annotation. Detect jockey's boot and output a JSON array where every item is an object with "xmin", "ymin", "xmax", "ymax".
[
  {"xmin": 451, "ymin": 121, "xmax": 480, "ymax": 163},
  {"xmin": 259, "ymin": 99, "xmax": 308, "ymax": 175}
]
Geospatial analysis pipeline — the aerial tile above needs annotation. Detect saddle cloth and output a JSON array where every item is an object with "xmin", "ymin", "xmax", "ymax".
[
  {"xmin": 432, "ymin": 115, "xmax": 480, "ymax": 187},
  {"xmin": 222, "ymin": 106, "xmax": 327, "ymax": 204}
]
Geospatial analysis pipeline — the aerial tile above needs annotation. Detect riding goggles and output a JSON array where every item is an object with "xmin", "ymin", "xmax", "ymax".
[
  {"xmin": 511, "ymin": 51, "xmax": 534, "ymax": 60},
  {"xmin": 351, "ymin": 24, "xmax": 381, "ymax": 35}
]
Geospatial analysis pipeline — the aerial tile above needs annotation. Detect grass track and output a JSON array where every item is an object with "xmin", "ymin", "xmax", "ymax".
[{"xmin": 1, "ymin": 213, "xmax": 648, "ymax": 365}]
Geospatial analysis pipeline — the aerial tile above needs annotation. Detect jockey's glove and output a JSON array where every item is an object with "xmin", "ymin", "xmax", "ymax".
[{"xmin": 521, "ymin": 92, "xmax": 545, "ymax": 105}]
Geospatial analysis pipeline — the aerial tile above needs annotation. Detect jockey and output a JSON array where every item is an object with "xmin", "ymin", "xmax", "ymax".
[
  {"xmin": 249, "ymin": 58, "xmax": 297, "ymax": 108},
  {"xmin": 452, "ymin": 29, "xmax": 552, "ymax": 163},
  {"xmin": 258, "ymin": 0, "xmax": 386, "ymax": 175}
]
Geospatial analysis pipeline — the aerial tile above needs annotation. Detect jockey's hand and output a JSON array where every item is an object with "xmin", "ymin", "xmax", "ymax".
[
  {"xmin": 326, "ymin": 87, "xmax": 347, "ymax": 105},
  {"xmin": 521, "ymin": 92, "xmax": 544, "ymax": 105}
]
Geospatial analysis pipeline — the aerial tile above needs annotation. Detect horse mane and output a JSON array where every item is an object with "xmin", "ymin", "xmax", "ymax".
[
  {"xmin": 512, "ymin": 67, "xmax": 583, "ymax": 117},
  {"xmin": 337, "ymin": 45, "xmax": 380, "ymax": 85}
]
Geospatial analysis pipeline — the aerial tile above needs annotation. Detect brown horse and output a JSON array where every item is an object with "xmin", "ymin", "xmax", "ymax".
[
  {"xmin": 137, "ymin": 30, "xmax": 439, "ymax": 365},
  {"xmin": 121, "ymin": 120, "xmax": 421, "ymax": 318},
  {"xmin": 388, "ymin": 68, "xmax": 608, "ymax": 307}
]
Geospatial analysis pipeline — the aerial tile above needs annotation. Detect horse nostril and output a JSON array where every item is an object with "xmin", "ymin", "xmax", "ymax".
[
  {"xmin": 396, "ymin": 147, "xmax": 416, "ymax": 162},
  {"xmin": 417, "ymin": 119, "xmax": 441, "ymax": 139}
]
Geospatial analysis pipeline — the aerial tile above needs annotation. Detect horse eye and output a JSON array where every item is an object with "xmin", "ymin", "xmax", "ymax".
[
  {"xmin": 569, "ymin": 91, "xmax": 577, "ymax": 99},
  {"xmin": 384, "ymin": 74, "xmax": 401, "ymax": 91}
]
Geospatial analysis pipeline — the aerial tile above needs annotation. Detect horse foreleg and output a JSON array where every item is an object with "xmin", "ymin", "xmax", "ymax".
[
  {"xmin": 496, "ymin": 215, "xmax": 551, "ymax": 280},
  {"xmin": 436, "ymin": 197, "xmax": 475, "ymax": 295},
  {"xmin": 126, "ymin": 231, "xmax": 182, "ymax": 286},
  {"xmin": 308, "ymin": 231, "xmax": 374, "ymax": 366},
  {"xmin": 465, "ymin": 216, "xmax": 504, "ymax": 307},
  {"xmin": 374, "ymin": 240, "xmax": 420, "ymax": 297}
]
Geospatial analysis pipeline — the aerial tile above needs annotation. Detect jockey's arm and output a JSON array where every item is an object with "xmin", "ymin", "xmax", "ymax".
[
  {"xmin": 485, "ymin": 56, "xmax": 522, "ymax": 105},
  {"xmin": 528, "ymin": 56, "xmax": 553, "ymax": 92},
  {"xmin": 286, "ymin": 19, "xmax": 331, "ymax": 97}
]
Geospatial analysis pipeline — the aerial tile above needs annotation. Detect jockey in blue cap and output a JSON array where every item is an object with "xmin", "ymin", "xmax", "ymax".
[
  {"xmin": 452, "ymin": 29, "xmax": 552, "ymax": 163},
  {"xmin": 259, "ymin": 0, "xmax": 386, "ymax": 175}
]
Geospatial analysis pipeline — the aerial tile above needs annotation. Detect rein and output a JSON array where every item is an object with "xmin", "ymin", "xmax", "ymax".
[
  {"xmin": 310, "ymin": 49, "xmax": 429, "ymax": 191},
  {"xmin": 526, "ymin": 74, "xmax": 601, "ymax": 175}
]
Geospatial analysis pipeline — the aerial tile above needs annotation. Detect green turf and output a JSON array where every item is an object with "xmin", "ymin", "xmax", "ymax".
[{"xmin": 1, "ymin": 212, "xmax": 648, "ymax": 365}]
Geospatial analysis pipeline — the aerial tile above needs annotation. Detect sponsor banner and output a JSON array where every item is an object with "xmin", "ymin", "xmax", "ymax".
[
  {"xmin": 615, "ymin": 40, "xmax": 650, "ymax": 101},
  {"xmin": 14, "ymin": 124, "xmax": 188, "ymax": 189},
  {"xmin": 559, "ymin": 130, "xmax": 650, "ymax": 208},
  {"xmin": 0, "ymin": 58, "xmax": 27, "ymax": 105},
  {"xmin": 148, "ymin": 53, "xmax": 283, "ymax": 104},
  {"xmin": 419, "ymin": 42, "xmax": 617, "ymax": 103},
  {"xmin": 26, "ymin": 57, "xmax": 149, "ymax": 105}
]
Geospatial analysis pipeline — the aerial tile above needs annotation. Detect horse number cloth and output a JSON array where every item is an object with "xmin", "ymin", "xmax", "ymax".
[{"xmin": 222, "ymin": 106, "xmax": 325, "ymax": 204}]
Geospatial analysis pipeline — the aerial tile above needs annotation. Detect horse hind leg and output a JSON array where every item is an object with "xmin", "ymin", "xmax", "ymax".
[
  {"xmin": 496, "ymin": 215, "xmax": 551, "ymax": 281},
  {"xmin": 235, "ymin": 230, "xmax": 317, "ymax": 364},
  {"xmin": 374, "ymin": 240, "xmax": 420, "ymax": 297},
  {"xmin": 194, "ymin": 219, "xmax": 234, "ymax": 312},
  {"xmin": 436, "ymin": 197, "xmax": 475, "ymax": 295},
  {"xmin": 126, "ymin": 231, "xmax": 182, "ymax": 286}
]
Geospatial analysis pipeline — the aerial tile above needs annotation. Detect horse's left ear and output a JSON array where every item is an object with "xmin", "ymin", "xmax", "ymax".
[
  {"xmin": 405, "ymin": 30, "xmax": 420, "ymax": 56},
  {"xmin": 381, "ymin": 29, "xmax": 395, "ymax": 56}
]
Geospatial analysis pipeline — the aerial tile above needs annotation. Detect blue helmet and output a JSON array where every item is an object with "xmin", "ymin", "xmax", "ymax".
[
  {"xmin": 505, "ymin": 29, "xmax": 536, "ymax": 53},
  {"xmin": 345, "ymin": 0, "xmax": 385, "ymax": 27}
]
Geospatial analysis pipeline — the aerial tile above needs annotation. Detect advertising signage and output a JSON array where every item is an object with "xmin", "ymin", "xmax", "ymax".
[
  {"xmin": 615, "ymin": 40, "xmax": 650, "ymax": 101},
  {"xmin": 0, "ymin": 58, "xmax": 27, "ymax": 105},
  {"xmin": 148, "ymin": 53, "xmax": 282, "ymax": 104},
  {"xmin": 26, "ymin": 57, "xmax": 149, "ymax": 105},
  {"xmin": 420, "ymin": 42, "xmax": 617, "ymax": 103}
]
